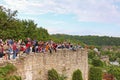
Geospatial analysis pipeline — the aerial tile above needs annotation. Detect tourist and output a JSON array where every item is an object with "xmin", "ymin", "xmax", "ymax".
[
  {"xmin": 0, "ymin": 44, "xmax": 4, "ymax": 58},
  {"xmin": 12, "ymin": 41, "xmax": 17, "ymax": 59}
]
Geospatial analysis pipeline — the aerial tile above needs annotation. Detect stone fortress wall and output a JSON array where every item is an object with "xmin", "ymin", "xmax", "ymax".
[{"xmin": 14, "ymin": 49, "xmax": 88, "ymax": 80}]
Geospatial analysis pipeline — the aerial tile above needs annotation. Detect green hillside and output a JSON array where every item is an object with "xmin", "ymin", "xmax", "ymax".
[{"xmin": 51, "ymin": 34, "xmax": 120, "ymax": 46}]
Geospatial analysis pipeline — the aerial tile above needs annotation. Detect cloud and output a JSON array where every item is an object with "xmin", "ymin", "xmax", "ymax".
[{"xmin": 1, "ymin": 0, "xmax": 120, "ymax": 24}]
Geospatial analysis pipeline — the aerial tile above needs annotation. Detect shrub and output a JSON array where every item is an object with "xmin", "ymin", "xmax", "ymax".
[
  {"xmin": 88, "ymin": 50, "xmax": 96, "ymax": 59},
  {"xmin": 72, "ymin": 69, "xmax": 83, "ymax": 80},
  {"xmin": 59, "ymin": 74, "xmax": 67, "ymax": 80},
  {"xmin": 116, "ymin": 52, "xmax": 120, "ymax": 58},
  {"xmin": 89, "ymin": 67, "xmax": 102, "ymax": 80},
  {"xmin": 48, "ymin": 68, "xmax": 59, "ymax": 80},
  {"xmin": 109, "ymin": 54, "xmax": 117, "ymax": 62},
  {"xmin": 117, "ymin": 58, "xmax": 120, "ymax": 64},
  {"xmin": 108, "ymin": 66, "xmax": 120, "ymax": 80},
  {"xmin": 0, "ymin": 63, "xmax": 21, "ymax": 80},
  {"xmin": 92, "ymin": 59, "xmax": 103, "ymax": 67},
  {"xmin": 0, "ymin": 63, "xmax": 17, "ymax": 77}
]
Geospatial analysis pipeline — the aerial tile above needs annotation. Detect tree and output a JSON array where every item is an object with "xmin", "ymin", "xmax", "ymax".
[
  {"xmin": 51, "ymin": 34, "xmax": 120, "ymax": 46},
  {"xmin": 0, "ymin": 6, "xmax": 50, "ymax": 40},
  {"xmin": 72, "ymin": 69, "xmax": 83, "ymax": 80},
  {"xmin": 48, "ymin": 69, "xmax": 59, "ymax": 80},
  {"xmin": 92, "ymin": 59, "xmax": 103, "ymax": 67},
  {"xmin": 89, "ymin": 67, "xmax": 102, "ymax": 80}
]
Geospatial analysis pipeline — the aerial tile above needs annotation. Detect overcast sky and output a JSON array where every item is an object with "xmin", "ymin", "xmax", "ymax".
[{"xmin": 0, "ymin": 0, "xmax": 120, "ymax": 37}]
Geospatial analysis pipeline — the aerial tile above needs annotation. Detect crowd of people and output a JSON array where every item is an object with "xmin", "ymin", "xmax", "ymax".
[{"xmin": 0, "ymin": 38, "xmax": 81, "ymax": 60}]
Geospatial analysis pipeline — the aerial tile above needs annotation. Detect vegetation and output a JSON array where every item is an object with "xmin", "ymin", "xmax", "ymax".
[
  {"xmin": 1, "ymin": 6, "xmax": 120, "ymax": 45},
  {"xmin": 4, "ymin": 75, "xmax": 22, "ymax": 80},
  {"xmin": 51, "ymin": 34, "xmax": 120, "ymax": 46},
  {"xmin": 48, "ymin": 69, "xmax": 67, "ymax": 80},
  {"xmin": 89, "ymin": 67, "xmax": 102, "ymax": 80},
  {"xmin": 101, "ymin": 51, "xmax": 120, "ymax": 62},
  {"xmin": 48, "ymin": 69, "xmax": 59, "ymax": 80},
  {"xmin": 72, "ymin": 69, "xmax": 83, "ymax": 80},
  {"xmin": 92, "ymin": 58, "xmax": 103, "ymax": 67},
  {"xmin": 108, "ymin": 66, "xmax": 120, "ymax": 80},
  {"xmin": 59, "ymin": 74, "xmax": 67, "ymax": 80},
  {"xmin": 1, "ymin": 6, "xmax": 120, "ymax": 80},
  {"xmin": 88, "ymin": 50, "xmax": 101, "ymax": 66},
  {"xmin": 0, "ymin": 63, "xmax": 21, "ymax": 80},
  {"xmin": 88, "ymin": 50, "xmax": 98, "ymax": 59},
  {"xmin": 0, "ymin": 6, "xmax": 49, "ymax": 41},
  {"xmin": 88, "ymin": 47, "xmax": 120, "ymax": 80}
]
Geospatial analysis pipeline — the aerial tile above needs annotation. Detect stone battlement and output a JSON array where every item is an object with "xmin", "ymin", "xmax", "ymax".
[{"xmin": 1, "ymin": 49, "xmax": 88, "ymax": 80}]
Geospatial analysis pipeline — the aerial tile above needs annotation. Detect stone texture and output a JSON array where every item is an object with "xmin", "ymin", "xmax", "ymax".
[{"xmin": 14, "ymin": 49, "xmax": 88, "ymax": 80}]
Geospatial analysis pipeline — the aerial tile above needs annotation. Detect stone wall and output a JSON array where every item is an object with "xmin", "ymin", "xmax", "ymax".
[{"xmin": 15, "ymin": 49, "xmax": 88, "ymax": 80}]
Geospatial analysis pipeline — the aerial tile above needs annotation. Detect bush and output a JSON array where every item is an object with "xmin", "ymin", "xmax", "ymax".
[
  {"xmin": 0, "ymin": 63, "xmax": 17, "ymax": 77},
  {"xmin": 72, "ymin": 69, "xmax": 83, "ymax": 80},
  {"xmin": 89, "ymin": 67, "xmax": 102, "ymax": 80},
  {"xmin": 0, "ymin": 63, "xmax": 21, "ymax": 80},
  {"xmin": 116, "ymin": 52, "xmax": 120, "ymax": 58},
  {"xmin": 117, "ymin": 58, "xmax": 120, "ymax": 65},
  {"xmin": 109, "ymin": 54, "xmax": 117, "ymax": 62},
  {"xmin": 88, "ymin": 50, "xmax": 96, "ymax": 59},
  {"xmin": 108, "ymin": 66, "xmax": 120, "ymax": 80},
  {"xmin": 101, "ymin": 51, "xmax": 112, "ymax": 55},
  {"xmin": 48, "ymin": 69, "xmax": 59, "ymax": 80},
  {"xmin": 59, "ymin": 74, "xmax": 67, "ymax": 80},
  {"xmin": 92, "ymin": 59, "xmax": 103, "ymax": 67}
]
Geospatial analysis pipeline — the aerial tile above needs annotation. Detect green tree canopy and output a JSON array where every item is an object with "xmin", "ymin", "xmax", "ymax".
[
  {"xmin": 0, "ymin": 6, "xmax": 49, "ymax": 40},
  {"xmin": 89, "ymin": 67, "xmax": 102, "ymax": 80}
]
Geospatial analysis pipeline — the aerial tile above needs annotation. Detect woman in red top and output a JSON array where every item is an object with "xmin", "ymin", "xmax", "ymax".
[{"xmin": 25, "ymin": 41, "xmax": 31, "ymax": 54}]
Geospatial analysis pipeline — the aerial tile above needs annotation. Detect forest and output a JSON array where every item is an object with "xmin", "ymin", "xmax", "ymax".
[{"xmin": 51, "ymin": 34, "xmax": 120, "ymax": 46}]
